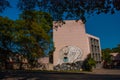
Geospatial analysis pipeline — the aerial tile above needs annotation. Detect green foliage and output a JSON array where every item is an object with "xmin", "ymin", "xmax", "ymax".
[
  {"xmin": 112, "ymin": 44, "xmax": 120, "ymax": 53},
  {"xmin": 0, "ymin": 16, "xmax": 14, "ymax": 50},
  {"xmin": 102, "ymin": 48, "xmax": 112, "ymax": 63},
  {"xmin": 0, "ymin": 11, "xmax": 53, "ymax": 68},
  {"xmin": 1, "ymin": 0, "xmax": 120, "ymax": 22},
  {"xmin": 17, "ymin": 0, "xmax": 120, "ymax": 22},
  {"xmin": 102, "ymin": 45, "xmax": 120, "ymax": 64},
  {"xmin": 16, "ymin": 11, "xmax": 53, "ymax": 59},
  {"xmin": 0, "ymin": 0, "xmax": 10, "ymax": 12},
  {"xmin": 0, "ymin": 16, "xmax": 14, "ymax": 69},
  {"xmin": 83, "ymin": 54, "xmax": 96, "ymax": 71},
  {"xmin": 102, "ymin": 45, "xmax": 120, "ymax": 68},
  {"xmin": 87, "ymin": 58, "xmax": 96, "ymax": 67}
]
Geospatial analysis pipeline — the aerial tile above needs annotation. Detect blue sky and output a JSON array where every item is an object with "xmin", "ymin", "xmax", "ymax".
[
  {"xmin": 0, "ymin": 0, "xmax": 120, "ymax": 49},
  {"xmin": 86, "ymin": 12, "xmax": 120, "ymax": 49}
]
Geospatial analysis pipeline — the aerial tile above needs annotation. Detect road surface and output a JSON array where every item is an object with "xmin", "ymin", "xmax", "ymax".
[{"xmin": 0, "ymin": 69, "xmax": 120, "ymax": 80}]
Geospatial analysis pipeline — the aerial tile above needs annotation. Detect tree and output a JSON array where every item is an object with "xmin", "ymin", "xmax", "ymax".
[
  {"xmin": 102, "ymin": 48, "xmax": 113, "ymax": 68},
  {"xmin": 0, "ymin": 16, "xmax": 15, "ymax": 69},
  {"xmin": 0, "ymin": 16, "xmax": 15, "ymax": 51},
  {"xmin": 112, "ymin": 44, "xmax": 120, "ymax": 53},
  {"xmin": 0, "ymin": 11, "xmax": 53, "ymax": 69},
  {"xmin": 82, "ymin": 54, "xmax": 96, "ymax": 71},
  {"xmin": 17, "ymin": 0, "xmax": 120, "ymax": 23},
  {"xmin": 102, "ymin": 48, "xmax": 112, "ymax": 61},
  {"xmin": 0, "ymin": 0, "xmax": 10, "ymax": 13},
  {"xmin": 1, "ymin": 0, "xmax": 120, "ymax": 22},
  {"xmin": 19, "ymin": 11, "xmax": 52, "ymax": 52},
  {"xmin": 102, "ymin": 44, "xmax": 120, "ymax": 69},
  {"xmin": 14, "ymin": 11, "xmax": 53, "ymax": 67}
]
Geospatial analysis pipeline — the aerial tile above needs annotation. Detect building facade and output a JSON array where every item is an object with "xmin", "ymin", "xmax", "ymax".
[{"xmin": 53, "ymin": 20, "xmax": 101, "ymax": 70}]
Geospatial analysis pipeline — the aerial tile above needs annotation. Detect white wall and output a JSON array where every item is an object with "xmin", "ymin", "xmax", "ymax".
[{"xmin": 53, "ymin": 20, "xmax": 90, "ymax": 65}]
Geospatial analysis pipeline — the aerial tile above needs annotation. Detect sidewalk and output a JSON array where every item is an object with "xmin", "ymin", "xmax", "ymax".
[{"xmin": 91, "ymin": 69, "xmax": 120, "ymax": 75}]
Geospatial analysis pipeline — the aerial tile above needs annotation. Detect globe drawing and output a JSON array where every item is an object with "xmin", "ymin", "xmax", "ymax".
[{"xmin": 58, "ymin": 46, "xmax": 83, "ymax": 64}]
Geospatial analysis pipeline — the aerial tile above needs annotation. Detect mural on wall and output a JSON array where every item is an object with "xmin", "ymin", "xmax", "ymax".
[{"xmin": 54, "ymin": 46, "xmax": 83, "ymax": 70}]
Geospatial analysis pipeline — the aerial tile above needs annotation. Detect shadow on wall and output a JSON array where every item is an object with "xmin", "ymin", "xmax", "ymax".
[
  {"xmin": 54, "ymin": 54, "xmax": 96, "ymax": 71},
  {"xmin": 54, "ymin": 61, "xmax": 83, "ymax": 71}
]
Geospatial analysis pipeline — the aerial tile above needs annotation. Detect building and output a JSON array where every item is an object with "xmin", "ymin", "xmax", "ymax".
[
  {"xmin": 102, "ymin": 53, "xmax": 120, "ymax": 69},
  {"xmin": 110, "ymin": 53, "xmax": 120, "ymax": 68},
  {"xmin": 53, "ymin": 20, "xmax": 102, "ymax": 70}
]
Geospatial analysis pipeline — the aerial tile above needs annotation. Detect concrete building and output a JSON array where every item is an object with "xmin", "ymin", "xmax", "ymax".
[{"xmin": 53, "ymin": 20, "xmax": 102, "ymax": 70}]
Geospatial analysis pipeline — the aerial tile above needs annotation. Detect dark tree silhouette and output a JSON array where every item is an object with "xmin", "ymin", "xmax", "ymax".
[
  {"xmin": 17, "ymin": 0, "xmax": 120, "ymax": 23},
  {"xmin": 1, "ymin": 0, "xmax": 120, "ymax": 22},
  {"xmin": 0, "ymin": 0, "xmax": 10, "ymax": 12},
  {"xmin": 112, "ymin": 44, "xmax": 120, "ymax": 53}
]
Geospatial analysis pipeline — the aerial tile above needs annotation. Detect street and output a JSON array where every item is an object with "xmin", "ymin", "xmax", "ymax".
[{"xmin": 0, "ymin": 69, "xmax": 120, "ymax": 80}]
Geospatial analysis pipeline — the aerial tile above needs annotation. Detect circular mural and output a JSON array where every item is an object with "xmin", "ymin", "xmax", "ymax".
[{"xmin": 57, "ymin": 46, "xmax": 83, "ymax": 64}]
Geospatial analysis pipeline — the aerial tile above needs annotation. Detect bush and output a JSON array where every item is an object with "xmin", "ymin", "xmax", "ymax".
[{"xmin": 82, "ymin": 54, "xmax": 96, "ymax": 71}]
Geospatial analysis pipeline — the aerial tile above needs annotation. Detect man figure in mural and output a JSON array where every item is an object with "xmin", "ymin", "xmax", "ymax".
[
  {"xmin": 58, "ymin": 46, "xmax": 83, "ymax": 64},
  {"xmin": 54, "ymin": 46, "xmax": 83, "ymax": 70}
]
